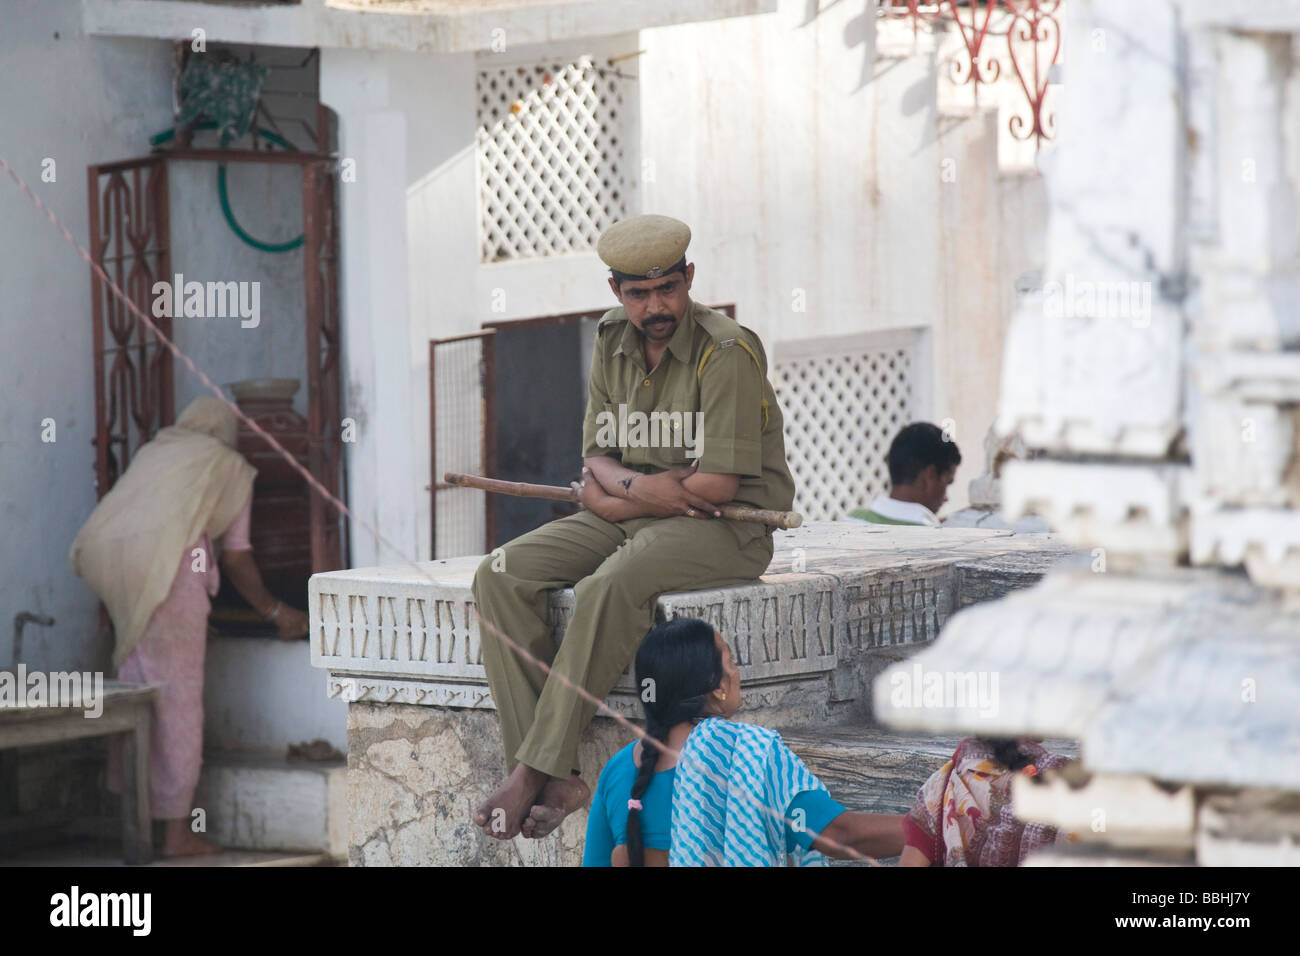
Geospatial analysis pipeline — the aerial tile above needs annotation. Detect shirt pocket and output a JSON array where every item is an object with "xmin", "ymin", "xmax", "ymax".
[{"xmin": 659, "ymin": 403, "xmax": 700, "ymax": 466}]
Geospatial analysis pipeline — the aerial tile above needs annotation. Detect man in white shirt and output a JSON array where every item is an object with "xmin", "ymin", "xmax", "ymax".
[{"xmin": 848, "ymin": 422, "xmax": 962, "ymax": 527}]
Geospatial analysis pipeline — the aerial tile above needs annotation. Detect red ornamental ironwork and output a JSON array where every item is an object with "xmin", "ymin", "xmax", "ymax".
[
  {"xmin": 88, "ymin": 158, "xmax": 174, "ymax": 495},
  {"xmin": 1005, "ymin": 0, "xmax": 1060, "ymax": 145},
  {"xmin": 879, "ymin": 0, "xmax": 1061, "ymax": 151}
]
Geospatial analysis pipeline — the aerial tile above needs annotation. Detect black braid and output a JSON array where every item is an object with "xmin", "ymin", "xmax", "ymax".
[
  {"xmin": 625, "ymin": 618, "xmax": 724, "ymax": 867},
  {"xmin": 624, "ymin": 721, "xmax": 666, "ymax": 868}
]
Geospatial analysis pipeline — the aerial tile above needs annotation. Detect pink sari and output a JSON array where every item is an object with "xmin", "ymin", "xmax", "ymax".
[{"xmin": 106, "ymin": 497, "xmax": 251, "ymax": 818}]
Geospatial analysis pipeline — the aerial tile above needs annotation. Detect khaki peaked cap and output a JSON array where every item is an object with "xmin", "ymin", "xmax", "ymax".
[{"xmin": 596, "ymin": 214, "xmax": 691, "ymax": 279}]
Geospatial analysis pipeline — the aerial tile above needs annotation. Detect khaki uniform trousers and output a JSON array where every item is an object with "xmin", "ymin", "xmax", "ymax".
[{"xmin": 472, "ymin": 509, "xmax": 774, "ymax": 779}]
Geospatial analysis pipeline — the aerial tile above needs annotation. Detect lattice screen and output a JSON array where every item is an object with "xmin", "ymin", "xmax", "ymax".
[
  {"xmin": 773, "ymin": 345, "xmax": 916, "ymax": 521},
  {"xmin": 476, "ymin": 55, "xmax": 631, "ymax": 262},
  {"xmin": 432, "ymin": 337, "xmax": 487, "ymax": 558}
]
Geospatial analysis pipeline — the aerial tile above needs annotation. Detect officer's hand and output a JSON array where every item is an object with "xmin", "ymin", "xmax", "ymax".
[
  {"xmin": 629, "ymin": 465, "xmax": 721, "ymax": 519},
  {"xmin": 578, "ymin": 471, "xmax": 623, "ymax": 522}
]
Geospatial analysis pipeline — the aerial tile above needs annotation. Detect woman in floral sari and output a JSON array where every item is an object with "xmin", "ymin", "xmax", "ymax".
[{"xmin": 899, "ymin": 736, "xmax": 1072, "ymax": 867}]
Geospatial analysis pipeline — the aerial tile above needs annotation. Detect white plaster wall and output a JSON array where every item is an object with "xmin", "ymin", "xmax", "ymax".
[
  {"xmin": 635, "ymin": 0, "xmax": 1047, "ymax": 512},
  {"xmin": 0, "ymin": 2, "xmax": 174, "ymax": 673},
  {"xmin": 169, "ymin": 160, "xmax": 310, "ymax": 418},
  {"xmin": 321, "ymin": 51, "xmax": 421, "ymax": 568},
  {"xmin": 204, "ymin": 636, "xmax": 346, "ymax": 753}
]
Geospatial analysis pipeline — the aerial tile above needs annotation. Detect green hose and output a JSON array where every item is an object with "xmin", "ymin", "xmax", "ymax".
[{"xmin": 150, "ymin": 122, "xmax": 305, "ymax": 253}]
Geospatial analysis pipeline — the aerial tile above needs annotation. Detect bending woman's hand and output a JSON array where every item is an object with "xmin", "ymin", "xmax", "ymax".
[{"xmin": 275, "ymin": 606, "xmax": 309, "ymax": 641}]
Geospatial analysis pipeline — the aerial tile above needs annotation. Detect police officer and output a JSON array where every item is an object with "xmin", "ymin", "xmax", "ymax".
[{"xmin": 472, "ymin": 214, "xmax": 796, "ymax": 840}]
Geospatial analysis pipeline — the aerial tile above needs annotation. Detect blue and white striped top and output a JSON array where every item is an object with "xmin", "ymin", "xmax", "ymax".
[{"xmin": 669, "ymin": 718, "xmax": 832, "ymax": 867}]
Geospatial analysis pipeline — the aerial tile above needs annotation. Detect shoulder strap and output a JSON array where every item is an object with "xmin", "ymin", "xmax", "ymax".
[{"xmin": 695, "ymin": 324, "xmax": 770, "ymax": 429}]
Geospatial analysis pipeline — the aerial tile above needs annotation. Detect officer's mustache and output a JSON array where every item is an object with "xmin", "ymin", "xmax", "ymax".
[{"xmin": 644, "ymin": 314, "xmax": 675, "ymax": 326}]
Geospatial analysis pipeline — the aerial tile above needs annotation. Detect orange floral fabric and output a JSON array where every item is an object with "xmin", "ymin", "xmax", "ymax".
[{"xmin": 902, "ymin": 738, "xmax": 1071, "ymax": 867}]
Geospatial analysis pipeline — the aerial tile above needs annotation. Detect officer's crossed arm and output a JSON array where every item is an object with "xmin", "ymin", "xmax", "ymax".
[
  {"xmin": 577, "ymin": 326, "xmax": 722, "ymax": 520},
  {"xmin": 576, "ymin": 337, "xmax": 756, "ymax": 521},
  {"xmin": 581, "ymin": 457, "xmax": 723, "ymax": 521}
]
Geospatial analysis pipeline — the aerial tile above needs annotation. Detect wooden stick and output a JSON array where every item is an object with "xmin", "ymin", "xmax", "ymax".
[{"xmin": 444, "ymin": 472, "xmax": 803, "ymax": 529}]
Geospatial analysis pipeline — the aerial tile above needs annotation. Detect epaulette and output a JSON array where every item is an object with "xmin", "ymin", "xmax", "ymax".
[
  {"xmin": 693, "ymin": 307, "xmax": 770, "ymax": 428},
  {"xmin": 595, "ymin": 308, "xmax": 627, "ymax": 335}
]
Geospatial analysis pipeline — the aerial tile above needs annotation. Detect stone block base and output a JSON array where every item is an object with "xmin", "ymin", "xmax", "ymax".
[
  {"xmin": 196, "ymin": 751, "xmax": 347, "ymax": 858},
  {"xmin": 347, "ymin": 702, "xmax": 631, "ymax": 866}
]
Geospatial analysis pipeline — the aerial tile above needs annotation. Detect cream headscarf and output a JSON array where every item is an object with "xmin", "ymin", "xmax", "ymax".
[{"xmin": 70, "ymin": 397, "xmax": 256, "ymax": 668}]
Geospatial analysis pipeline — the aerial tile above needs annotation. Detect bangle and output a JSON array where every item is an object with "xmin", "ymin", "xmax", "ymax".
[{"xmin": 264, "ymin": 600, "xmax": 283, "ymax": 622}]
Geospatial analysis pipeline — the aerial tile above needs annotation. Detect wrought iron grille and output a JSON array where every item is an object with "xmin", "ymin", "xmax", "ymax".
[
  {"xmin": 430, "ymin": 331, "xmax": 495, "ymax": 558},
  {"xmin": 878, "ymin": 0, "xmax": 1062, "ymax": 151},
  {"xmin": 476, "ymin": 55, "xmax": 632, "ymax": 262},
  {"xmin": 773, "ymin": 340, "xmax": 917, "ymax": 521}
]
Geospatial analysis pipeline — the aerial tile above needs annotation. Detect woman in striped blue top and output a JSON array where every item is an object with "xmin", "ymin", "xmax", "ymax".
[{"xmin": 583, "ymin": 617, "xmax": 905, "ymax": 866}]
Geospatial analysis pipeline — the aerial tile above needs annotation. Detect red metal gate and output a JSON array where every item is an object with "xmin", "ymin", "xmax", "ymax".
[
  {"xmin": 429, "ymin": 329, "xmax": 496, "ymax": 558},
  {"xmin": 302, "ymin": 159, "xmax": 344, "ymax": 573},
  {"xmin": 87, "ymin": 151, "xmax": 343, "ymax": 574},
  {"xmin": 87, "ymin": 157, "xmax": 173, "ymax": 493}
]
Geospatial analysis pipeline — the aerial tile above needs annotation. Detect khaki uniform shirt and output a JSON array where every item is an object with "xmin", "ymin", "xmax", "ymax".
[{"xmin": 581, "ymin": 300, "xmax": 795, "ymax": 514}]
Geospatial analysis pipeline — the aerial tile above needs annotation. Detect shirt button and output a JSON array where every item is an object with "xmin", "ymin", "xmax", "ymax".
[{"xmin": 642, "ymin": 378, "xmax": 651, "ymax": 387}]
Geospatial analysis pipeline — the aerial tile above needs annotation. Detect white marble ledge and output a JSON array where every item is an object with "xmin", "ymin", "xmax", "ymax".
[
  {"xmin": 1190, "ymin": 507, "xmax": 1300, "ymax": 590},
  {"xmin": 1001, "ymin": 460, "xmax": 1190, "ymax": 559},
  {"xmin": 1192, "ymin": 350, "xmax": 1300, "ymax": 401},
  {"xmin": 1197, "ymin": 791, "xmax": 1300, "ymax": 866},
  {"xmin": 1012, "ymin": 770, "xmax": 1197, "ymax": 850},
  {"xmin": 84, "ymin": 0, "xmax": 776, "ymax": 54},
  {"xmin": 874, "ymin": 566, "xmax": 1300, "ymax": 790},
  {"xmin": 307, "ymin": 523, "xmax": 1075, "ymax": 706}
]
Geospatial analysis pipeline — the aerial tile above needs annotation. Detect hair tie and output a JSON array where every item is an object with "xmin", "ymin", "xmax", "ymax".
[{"xmin": 627, "ymin": 799, "xmax": 643, "ymax": 811}]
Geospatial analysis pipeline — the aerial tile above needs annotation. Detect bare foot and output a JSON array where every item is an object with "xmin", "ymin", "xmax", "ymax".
[
  {"xmin": 521, "ymin": 774, "xmax": 591, "ymax": 839},
  {"xmin": 474, "ymin": 762, "xmax": 548, "ymax": 840},
  {"xmin": 161, "ymin": 820, "xmax": 222, "ymax": 858}
]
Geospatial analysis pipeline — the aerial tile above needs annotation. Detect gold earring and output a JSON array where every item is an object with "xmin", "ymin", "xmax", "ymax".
[{"xmin": 720, "ymin": 691, "xmax": 727, "ymax": 701}]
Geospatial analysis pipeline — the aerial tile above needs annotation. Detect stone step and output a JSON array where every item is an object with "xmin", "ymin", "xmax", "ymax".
[
  {"xmin": 780, "ymin": 726, "xmax": 1080, "ymax": 816},
  {"xmin": 780, "ymin": 727, "xmax": 965, "ymax": 815},
  {"xmin": 194, "ymin": 750, "xmax": 346, "ymax": 859}
]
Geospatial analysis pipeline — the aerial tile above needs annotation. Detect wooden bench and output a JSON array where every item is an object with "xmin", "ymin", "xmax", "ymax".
[{"xmin": 0, "ymin": 680, "xmax": 158, "ymax": 864}]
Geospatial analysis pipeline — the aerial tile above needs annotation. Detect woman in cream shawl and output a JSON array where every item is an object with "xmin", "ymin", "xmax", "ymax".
[{"xmin": 71, "ymin": 396, "xmax": 308, "ymax": 857}]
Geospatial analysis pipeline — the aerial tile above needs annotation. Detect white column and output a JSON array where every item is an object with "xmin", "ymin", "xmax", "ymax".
[{"xmin": 322, "ymin": 51, "xmax": 419, "ymax": 568}]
